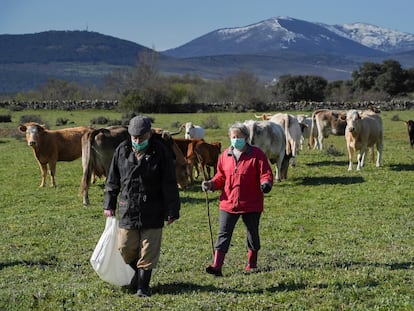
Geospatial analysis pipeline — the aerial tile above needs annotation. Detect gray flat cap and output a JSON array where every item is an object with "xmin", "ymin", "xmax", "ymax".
[{"xmin": 128, "ymin": 116, "xmax": 152, "ymax": 136}]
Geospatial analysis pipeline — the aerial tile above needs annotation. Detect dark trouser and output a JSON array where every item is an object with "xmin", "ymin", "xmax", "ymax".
[{"xmin": 214, "ymin": 210, "xmax": 261, "ymax": 253}]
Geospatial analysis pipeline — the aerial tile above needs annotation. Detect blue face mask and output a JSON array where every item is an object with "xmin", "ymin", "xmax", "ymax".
[
  {"xmin": 231, "ymin": 138, "xmax": 246, "ymax": 150},
  {"xmin": 132, "ymin": 139, "xmax": 149, "ymax": 151}
]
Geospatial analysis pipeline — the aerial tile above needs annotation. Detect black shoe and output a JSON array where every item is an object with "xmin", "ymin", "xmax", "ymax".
[{"xmin": 206, "ymin": 265, "xmax": 223, "ymax": 277}]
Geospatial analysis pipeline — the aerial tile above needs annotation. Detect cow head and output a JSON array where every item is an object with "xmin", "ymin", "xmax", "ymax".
[
  {"xmin": 18, "ymin": 123, "xmax": 46, "ymax": 147},
  {"xmin": 331, "ymin": 112, "xmax": 347, "ymax": 135},
  {"xmin": 346, "ymin": 110, "xmax": 361, "ymax": 134}
]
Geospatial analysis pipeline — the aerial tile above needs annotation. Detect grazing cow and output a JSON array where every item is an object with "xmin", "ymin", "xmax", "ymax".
[
  {"xmin": 80, "ymin": 126, "xmax": 130, "ymax": 205},
  {"xmin": 244, "ymin": 120, "xmax": 286, "ymax": 181},
  {"xmin": 194, "ymin": 141, "xmax": 221, "ymax": 179},
  {"xmin": 405, "ymin": 120, "xmax": 414, "ymax": 148},
  {"xmin": 18, "ymin": 123, "xmax": 91, "ymax": 188},
  {"xmin": 309, "ymin": 109, "xmax": 347, "ymax": 150},
  {"xmin": 183, "ymin": 122, "xmax": 205, "ymax": 139},
  {"xmin": 345, "ymin": 110, "xmax": 383, "ymax": 171}
]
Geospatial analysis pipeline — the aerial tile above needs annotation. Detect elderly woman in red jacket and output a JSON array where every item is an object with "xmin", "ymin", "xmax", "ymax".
[{"xmin": 202, "ymin": 121, "xmax": 273, "ymax": 276}]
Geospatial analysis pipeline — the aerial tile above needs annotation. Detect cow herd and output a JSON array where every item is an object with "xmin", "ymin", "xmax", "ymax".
[
  {"xmin": 18, "ymin": 121, "xmax": 221, "ymax": 205},
  {"xmin": 18, "ymin": 109, "xmax": 413, "ymax": 205}
]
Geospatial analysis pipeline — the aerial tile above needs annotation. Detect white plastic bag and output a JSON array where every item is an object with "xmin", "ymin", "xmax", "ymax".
[{"xmin": 90, "ymin": 217, "xmax": 135, "ymax": 286}]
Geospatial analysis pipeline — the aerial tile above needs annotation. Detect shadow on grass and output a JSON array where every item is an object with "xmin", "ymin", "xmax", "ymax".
[
  {"xmin": 0, "ymin": 257, "xmax": 58, "ymax": 270},
  {"xmin": 267, "ymin": 260, "xmax": 414, "ymax": 272},
  {"xmin": 389, "ymin": 163, "xmax": 414, "ymax": 171},
  {"xmin": 330, "ymin": 260, "xmax": 414, "ymax": 270},
  {"xmin": 297, "ymin": 176, "xmax": 364, "ymax": 186},
  {"xmin": 306, "ymin": 160, "xmax": 349, "ymax": 167},
  {"xmin": 152, "ymin": 281, "xmax": 307, "ymax": 295}
]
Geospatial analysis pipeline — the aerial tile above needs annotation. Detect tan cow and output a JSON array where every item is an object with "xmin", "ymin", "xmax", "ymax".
[
  {"xmin": 309, "ymin": 109, "xmax": 347, "ymax": 150},
  {"xmin": 19, "ymin": 123, "xmax": 92, "ymax": 187},
  {"xmin": 345, "ymin": 110, "xmax": 383, "ymax": 171},
  {"xmin": 256, "ymin": 113, "xmax": 301, "ymax": 168},
  {"xmin": 80, "ymin": 126, "xmax": 130, "ymax": 205}
]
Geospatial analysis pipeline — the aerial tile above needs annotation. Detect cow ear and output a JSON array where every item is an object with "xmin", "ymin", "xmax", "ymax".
[
  {"xmin": 37, "ymin": 124, "xmax": 46, "ymax": 133},
  {"xmin": 18, "ymin": 125, "xmax": 26, "ymax": 132}
]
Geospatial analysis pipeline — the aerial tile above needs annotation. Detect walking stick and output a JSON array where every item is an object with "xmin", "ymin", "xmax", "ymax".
[{"xmin": 196, "ymin": 150, "xmax": 215, "ymax": 260}]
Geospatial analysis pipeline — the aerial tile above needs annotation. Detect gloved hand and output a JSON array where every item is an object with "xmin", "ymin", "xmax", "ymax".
[
  {"xmin": 260, "ymin": 182, "xmax": 271, "ymax": 193},
  {"xmin": 201, "ymin": 180, "xmax": 213, "ymax": 192}
]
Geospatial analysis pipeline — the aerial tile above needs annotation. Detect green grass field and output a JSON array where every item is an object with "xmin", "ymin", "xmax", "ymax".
[{"xmin": 0, "ymin": 109, "xmax": 413, "ymax": 310}]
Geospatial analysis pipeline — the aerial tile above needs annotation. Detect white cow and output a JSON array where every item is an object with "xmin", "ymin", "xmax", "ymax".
[
  {"xmin": 243, "ymin": 120, "xmax": 286, "ymax": 181},
  {"xmin": 345, "ymin": 109, "xmax": 383, "ymax": 171},
  {"xmin": 267, "ymin": 113, "xmax": 302, "ymax": 167},
  {"xmin": 296, "ymin": 114, "xmax": 317, "ymax": 150},
  {"xmin": 184, "ymin": 122, "xmax": 205, "ymax": 139}
]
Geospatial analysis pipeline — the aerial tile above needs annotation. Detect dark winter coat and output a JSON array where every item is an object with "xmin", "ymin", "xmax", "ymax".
[{"xmin": 103, "ymin": 136, "xmax": 180, "ymax": 229}]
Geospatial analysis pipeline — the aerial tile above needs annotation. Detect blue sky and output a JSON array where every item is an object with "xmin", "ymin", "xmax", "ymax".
[{"xmin": 1, "ymin": 0, "xmax": 413, "ymax": 51}]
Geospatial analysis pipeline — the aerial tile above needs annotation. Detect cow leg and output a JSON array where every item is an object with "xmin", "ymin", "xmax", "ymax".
[
  {"xmin": 83, "ymin": 190, "xmax": 90, "ymax": 206},
  {"xmin": 280, "ymin": 154, "xmax": 291, "ymax": 180},
  {"xmin": 318, "ymin": 135, "xmax": 324, "ymax": 150},
  {"xmin": 194, "ymin": 164, "xmax": 200, "ymax": 179},
  {"xmin": 357, "ymin": 152, "xmax": 364, "ymax": 170},
  {"xmin": 49, "ymin": 162, "xmax": 57, "ymax": 187},
  {"xmin": 347, "ymin": 147, "xmax": 354, "ymax": 171},
  {"xmin": 356, "ymin": 147, "xmax": 367, "ymax": 171},
  {"xmin": 275, "ymin": 154, "xmax": 284, "ymax": 182},
  {"xmin": 38, "ymin": 162, "xmax": 48, "ymax": 187},
  {"xmin": 206, "ymin": 166, "xmax": 211, "ymax": 179},
  {"xmin": 376, "ymin": 142, "xmax": 383, "ymax": 167},
  {"xmin": 187, "ymin": 164, "xmax": 194, "ymax": 184}
]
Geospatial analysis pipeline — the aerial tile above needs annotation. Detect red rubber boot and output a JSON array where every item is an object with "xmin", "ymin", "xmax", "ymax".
[
  {"xmin": 206, "ymin": 250, "xmax": 225, "ymax": 276},
  {"xmin": 245, "ymin": 249, "xmax": 258, "ymax": 271}
]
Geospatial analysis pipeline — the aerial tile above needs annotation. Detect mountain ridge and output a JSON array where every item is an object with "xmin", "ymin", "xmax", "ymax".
[
  {"xmin": 163, "ymin": 16, "xmax": 412, "ymax": 58},
  {"xmin": 1, "ymin": 16, "xmax": 414, "ymax": 93}
]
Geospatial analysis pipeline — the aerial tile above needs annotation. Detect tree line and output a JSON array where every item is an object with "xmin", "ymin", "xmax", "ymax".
[{"xmin": 4, "ymin": 51, "xmax": 414, "ymax": 113}]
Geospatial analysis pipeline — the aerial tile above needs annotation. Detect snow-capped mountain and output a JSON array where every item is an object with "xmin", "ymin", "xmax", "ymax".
[
  {"xmin": 322, "ymin": 22, "xmax": 414, "ymax": 54},
  {"xmin": 163, "ymin": 16, "xmax": 412, "ymax": 58}
]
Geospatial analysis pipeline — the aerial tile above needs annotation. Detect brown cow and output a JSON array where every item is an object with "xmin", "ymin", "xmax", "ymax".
[
  {"xmin": 80, "ymin": 127, "xmax": 189, "ymax": 205},
  {"xmin": 194, "ymin": 141, "xmax": 221, "ymax": 179},
  {"xmin": 405, "ymin": 120, "xmax": 414, "ymax": 148},
  {"xmin": 309, "ymin": 109, "xmax": 347, "ymax": 150},
  {"xmin": 160, "ymin": 132, "xmax": 190, "ymax": 190},
  {"xmin": 18, "ymin": 123, "xmax": 92, "ymax": 188},
  {"xmin": 173, "ymin": 138, "xmax": 205, "ymax": 183},
  {"xmin": 80, "ymin": 126, "xmax": 130, "ymax": 205},
  {"xmin": 345, "ymin": 109, "xmax": 383, "ymax": 171}
]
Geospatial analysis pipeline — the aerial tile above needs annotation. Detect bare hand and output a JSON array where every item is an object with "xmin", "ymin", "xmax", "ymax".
[{"xmin": 104, "ymin": 209, "xmax": 115, "ymax": 217}]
